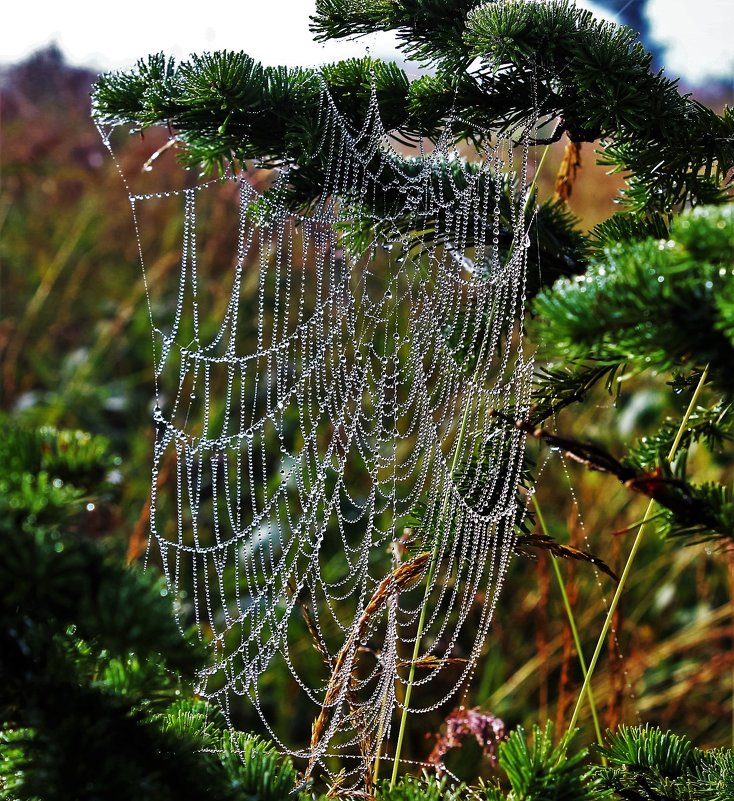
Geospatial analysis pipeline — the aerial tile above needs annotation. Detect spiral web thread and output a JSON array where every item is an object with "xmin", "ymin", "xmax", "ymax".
[{"xmin": 100, "ymin": 69, "xmax": 537, "ymax": 784}]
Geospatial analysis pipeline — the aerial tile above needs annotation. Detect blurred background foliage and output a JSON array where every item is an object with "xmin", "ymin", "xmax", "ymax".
[{"xmin": 1, "ymin": 33, "xmax": 734, "ymax": 790}]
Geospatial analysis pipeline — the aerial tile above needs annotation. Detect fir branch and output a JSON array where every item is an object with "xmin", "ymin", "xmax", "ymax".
[
  {"xmin": 494, "ymin": 722, "xmax": 601, "ymax": 800},
  {"xmin": 0, "ymin": 418, "xmax": 304, "ymax": 801},
  {"xmin": 377, "ymin": 774, "xmax": 464, "ymax": 801},
  {"xmin": 311, "ymin": 0, "xmax": 484, "ymax": 70},
  {"xmin": 94, "ymin": 3, "xmax": 733, "ymax": 217},
  {"xmin": 624, "ymin": 403, "xmax": 734, "ymax": 473},
  {"xmin": 96, "ymin": 50, "xmax": 590, "ymax": 292},
  {"xmin": 492, "ymin": 411, "xmax": 733, "ymax": 546},
  {"xmin": 528, "ymin": 199, "xmax": 589, "ymax": 293},
  {"xmin": 659, "ymin": 482, "xmax": 734, "ymax": 548},
  {"xmin": 529, "ymin": 362, "xmax": 622, "ymax": 426},
  {"xmin": 594, "ymin": 725, "xmax": 699, "ymax": 800},
  {"xmin": 465, "ymin": 0, "xmax": 734, "ymax": 212},
  {"xmin": 530, "ymin": 206, "xmax": 734, "ymax": 396},
  {"xmin": 590, "ymin": 212, "xmax": 669, "ymax": 251}
]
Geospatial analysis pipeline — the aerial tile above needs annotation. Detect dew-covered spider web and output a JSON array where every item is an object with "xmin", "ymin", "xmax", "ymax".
[{"xmin": 99, "ymin": 68, "xmax": 537, "ymax": 784}]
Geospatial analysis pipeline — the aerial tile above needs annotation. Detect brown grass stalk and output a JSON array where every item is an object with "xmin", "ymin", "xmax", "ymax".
[
  {"xmin": 308, "ymin": 552, "xmax": 430, "ymax": 774},
  {"xmin": 127, "ymin": 445, "xmax": 177, "ymax": 562}
]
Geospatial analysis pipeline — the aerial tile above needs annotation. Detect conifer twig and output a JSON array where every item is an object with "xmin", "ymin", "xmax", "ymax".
[{"xmin": 491, "ymin": 411, "xmax": 724, "ymax": 536}]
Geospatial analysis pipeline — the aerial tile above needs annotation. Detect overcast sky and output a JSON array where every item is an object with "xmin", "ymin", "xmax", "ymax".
[{"xmin": 1, "ymin": 1, "xmax": 731, "ymax": 86}]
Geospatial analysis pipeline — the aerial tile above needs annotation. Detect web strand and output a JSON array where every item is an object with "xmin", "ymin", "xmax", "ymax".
[{"xmin": 99, "ymin": 69, "xmax": 538, "ymax": 785}]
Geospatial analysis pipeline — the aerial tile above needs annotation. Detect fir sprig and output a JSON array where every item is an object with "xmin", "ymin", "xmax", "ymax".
[
  {"xmin": 0, "ymin": 420, "xmax": 302, "ymax": 801},
  {"xmin": 465, "ymin": 0, "xmax": 734, "ymax": 212},
  {"xmin": 624, "ymin": 404, "xmax": 734, "ymax": 473},
  {"xmin": 311, "ymin": 0, "xmax": 483, "ymax": 70},
  {"xmin": 590, "ymin": 725, "xmax": 734, "ymax": 800},
  {"xmin": 485, "ymin": 722, "xmax": 606, "ymax": 801},
  {"xmin": 531, "ymin": 206, "xmax": 734, "ymax": 395}
]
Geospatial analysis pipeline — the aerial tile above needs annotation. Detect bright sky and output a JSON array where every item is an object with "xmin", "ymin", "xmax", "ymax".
[{"xmin": 0, "ymin": 1, "xmax": 731, "ymax": 85}]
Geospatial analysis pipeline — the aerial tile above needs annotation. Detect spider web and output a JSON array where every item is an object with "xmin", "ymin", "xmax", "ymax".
[{"xmin": 99, "ymin": 68, "xmax": 537, "ymax": 784}]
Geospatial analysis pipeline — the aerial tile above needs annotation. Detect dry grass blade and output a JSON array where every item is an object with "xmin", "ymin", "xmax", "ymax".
[
  {"xmin": 291, "ymin": 580, "xmax": 377, "ymax": 791},
  {"xmin": 515, "ymin": 532, "xmax": 619, "ymax": 582},
  {"xmin": 325, "ymin": 769, "xmax": 346, "ymax": 799},
  {"xmin": 308, "ymin": 553, "xmax": 430, "ymax": 767},
  {"xmin": 359, "ymin": 552, "xmax": 430, "ymax": 624},
  {"xmin": 396, "ymin": 655, "xmax": 467, "ymax": 670},
  {"xmin": 328, "ymin": 786, "xmax": 373, "ymax": 801}
]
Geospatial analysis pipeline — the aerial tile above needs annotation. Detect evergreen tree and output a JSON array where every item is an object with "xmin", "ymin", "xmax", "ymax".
[{"xmin": 5, "ymin": 0, "xmax": 734, "ymax": 797}]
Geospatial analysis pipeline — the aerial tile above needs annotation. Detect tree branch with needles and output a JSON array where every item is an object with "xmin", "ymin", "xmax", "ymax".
[{"xmin": 492, "ymin": 410, "xmax": 732, "ymax": 545}]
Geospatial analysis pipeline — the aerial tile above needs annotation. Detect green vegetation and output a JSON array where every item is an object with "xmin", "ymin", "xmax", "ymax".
[
  {"xmin": 0, "ymin": 419, "xmax": 301, "ymax": 800},
  {"xmin": 2, "ymin": 0, "xmax": 734, "ymax": 797}
]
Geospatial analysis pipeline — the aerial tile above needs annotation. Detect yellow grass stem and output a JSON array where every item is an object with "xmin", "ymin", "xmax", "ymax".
[
  {"xmin": 567, "ymin": 364, "xmax": 710, "ymax": 735},
  {"xmin": 524, "ymin": 144, "xmax": 551, "ymax": 216},
  {"xmin": 388, "ymin": 399, "xmax": 472, "ymax": 787},
  {"xmin": 532, "ymin": 495, "xmax": 605, "ymax": 749}
]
